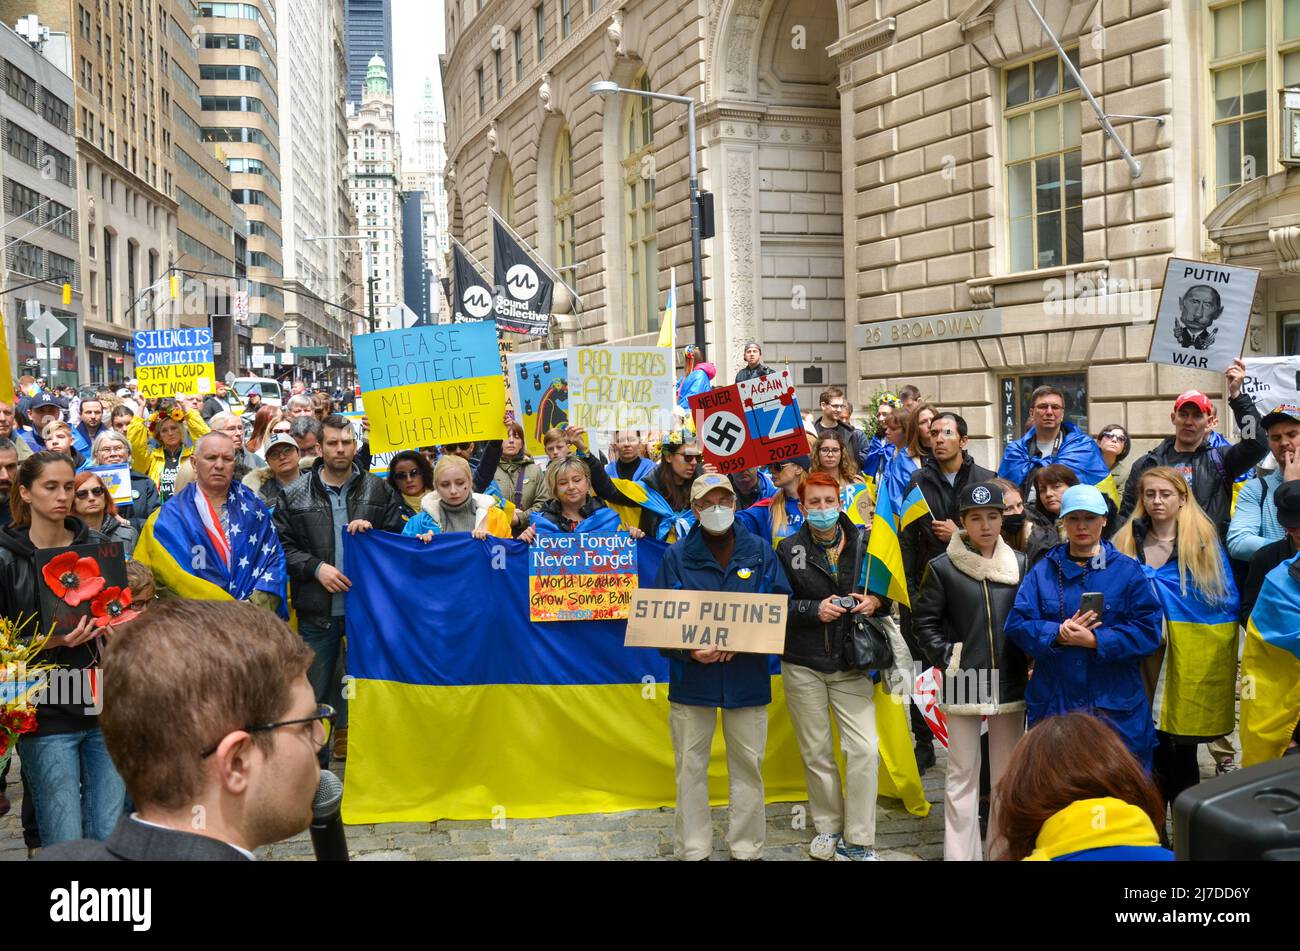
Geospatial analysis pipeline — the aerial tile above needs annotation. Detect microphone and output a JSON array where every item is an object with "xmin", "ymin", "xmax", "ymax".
[{"xmin": 309, "ymin": 769, "xmax": 349, "ymax": 862}]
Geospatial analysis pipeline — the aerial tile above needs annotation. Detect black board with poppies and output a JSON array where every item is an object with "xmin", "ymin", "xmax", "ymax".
[{"xmin": 33, "ymin": 542, "xmax": 131, "ymax": 636}]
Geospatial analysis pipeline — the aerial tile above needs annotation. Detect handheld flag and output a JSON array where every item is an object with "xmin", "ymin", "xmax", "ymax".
[
  {"xmin": 1240, "ymin": 554, "xmax": 1300, "ymax": 766},
  {"xmin": 0, "ymin": 311, "xmax": 14, "ymax": 405},
  {"xmin": 492, "ymin": 217, "xmax": 553, "ymax": 337},
  {"xmin": 657, "ymin": 267, "xmax": 676, "ymax": 349}
]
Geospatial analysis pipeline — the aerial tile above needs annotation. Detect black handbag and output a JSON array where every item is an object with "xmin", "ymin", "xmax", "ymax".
[
  {"xmin": 838, "ymin": 540, "xmax": 894, "ymax": 670},
  {"xmin": 841, "ymin": 613, "xmax": 894, "ymax": 670}
]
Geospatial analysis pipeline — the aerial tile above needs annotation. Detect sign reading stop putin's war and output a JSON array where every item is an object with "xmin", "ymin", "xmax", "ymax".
[
  {"xmin": 352, "ymin": 320, "xmax": 507, "ymax": 454},
  {"xmin": 568, "ymin": 346, "xmax": 675, "ymax": 432},
  {"xmin": 624, "ymin": 589, "xmax": 788, "ymax": 654},
  {"xmin": 133, "ymin": 328, "xmax": 216, "ymax": 399},
  {"xmin": 689, "ymin": 370, "xmax": 810, "ymax": 475},
  {"xmin": 528, "ymin": 533, "xmax": 637, "ymax": 622}
]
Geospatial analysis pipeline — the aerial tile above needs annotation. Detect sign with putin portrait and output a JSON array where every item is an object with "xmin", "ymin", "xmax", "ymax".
[{"xmin": 1148, "ymin": 258, "xmax": 1259, "ymax": 374}]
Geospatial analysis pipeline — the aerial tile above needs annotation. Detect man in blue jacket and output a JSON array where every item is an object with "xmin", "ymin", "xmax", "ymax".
[
  {"xmin": 656, "ymin": 472, "xmax": 792, "ymax": 861},
  {"xmin": 998, "ymin": 384, "xmax": 1110, "ymax": 501}
]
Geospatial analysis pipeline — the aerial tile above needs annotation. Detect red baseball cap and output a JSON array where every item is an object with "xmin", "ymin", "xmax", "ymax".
[{"xmin": 1173, "ymin": 390, "xmax": 1213, "ymax": 415}]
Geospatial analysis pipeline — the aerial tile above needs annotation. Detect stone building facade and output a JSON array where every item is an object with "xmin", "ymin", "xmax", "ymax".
[{"xmin": 444, "ymin": 0, "xmax": 1300, "ymax": 465}]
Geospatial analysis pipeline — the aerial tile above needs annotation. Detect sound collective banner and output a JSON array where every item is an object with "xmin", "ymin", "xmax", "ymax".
[
  {"xmin": 493, "ymin": 218, "xmax": 552, "ymax": 337},
  {"xmin": 451, "ymin": 244, "xmax": 494, "ymax": 324}
]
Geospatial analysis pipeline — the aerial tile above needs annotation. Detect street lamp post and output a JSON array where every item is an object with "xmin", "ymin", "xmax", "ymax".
[
  {"xmin": 305, "ymin": 234, "xmax": 379, "ymax": 334},
  {"xmin": 590, "ymin": 80, "xmax": 706, "ymax": 358}
]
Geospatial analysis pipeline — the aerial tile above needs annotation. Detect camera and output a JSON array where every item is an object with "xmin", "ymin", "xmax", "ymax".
[{"xmin": 832, "ymin": 596, "xmax": 857, "ymax": 610}]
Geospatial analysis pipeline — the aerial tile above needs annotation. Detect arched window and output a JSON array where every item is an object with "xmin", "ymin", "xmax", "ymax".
[
  {"xmin": 553, "ymin": 127, "xmax": 575, "ymax": 285},
  {"xmin": 501, "ymin": 164, "xmax": 515, "ymax": 226},
  {"xmin": 622, "ymin": 71, "xmax": 656, "ymax": 336}
]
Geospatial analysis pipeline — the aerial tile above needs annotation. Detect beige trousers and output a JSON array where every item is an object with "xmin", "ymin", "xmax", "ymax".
[
  {"xmin": 943, "ymin": 710, "xmax": 1024, "ymax": 861},
  {"xmin": 782, "ymin": 662, "xmax": 879, "ymax": 846},
  {"xmin": 669, "ymin": 702, "xmax": 767, "ymax": 861}
]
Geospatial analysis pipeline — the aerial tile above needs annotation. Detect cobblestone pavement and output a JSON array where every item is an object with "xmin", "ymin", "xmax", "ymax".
[
  {"xmin": 0, "ymin": 747, "xmax": 951, "ymax": 861},
  {"xmin": 0, "ymin": 742, "xmax": 1225, "ymax": 860}
]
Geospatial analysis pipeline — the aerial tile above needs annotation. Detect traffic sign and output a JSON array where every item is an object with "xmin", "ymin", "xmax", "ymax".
[{"xmin": 28, "ymin": 308, "xmax": 66, "ymax": 346}]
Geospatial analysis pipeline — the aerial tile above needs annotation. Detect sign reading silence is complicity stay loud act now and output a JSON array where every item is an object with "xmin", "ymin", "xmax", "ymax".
[
  {"xmin": 353, "ymin": 319, "xmax": 507, "ymax": 453},
  {"xmin": 132, "ymin": 328, "xmax": 216, "ymax": 399}
]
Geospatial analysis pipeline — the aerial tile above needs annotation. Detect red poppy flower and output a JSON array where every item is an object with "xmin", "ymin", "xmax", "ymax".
[
  {"xmin": 42, "ymin": 552, "xmax": 105, "ymax": 607},
  {"xmin": 89, "ymin": 586, "xmax": 140, "ymax": 628},
  {"xmin": 0, "ymin": 732, "xmax": 10, "ymax": 757},
  {"xmin": 0, "ymin": 707, "xmax": 36, "ymax": 734}
]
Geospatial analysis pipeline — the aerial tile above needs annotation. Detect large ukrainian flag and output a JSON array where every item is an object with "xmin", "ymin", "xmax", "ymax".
[
  {"xmin": 863, "ymin": 454, "xmax": 929, "ymax": 608},
  {"xmin": 1240, "ymin": 552, "xmax": 1300, "ymax": 766},
  {"xmin": 341, "ymin": 531, "xmax": 929, "ymax": 823}
]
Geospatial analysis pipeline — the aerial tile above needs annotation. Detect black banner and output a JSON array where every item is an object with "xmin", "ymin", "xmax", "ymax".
[
  {"xmin": 492, "ymin": 218, "xmax": 552, "ymax": 337},
  {"xmin": 451, "ymin": 243, "xmax": 494, "ymax": 324}
]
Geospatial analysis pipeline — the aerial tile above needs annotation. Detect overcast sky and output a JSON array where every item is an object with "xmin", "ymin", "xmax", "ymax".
[{"xmin": 391, "ymin": 0, "xmax": 445, "ymax": 158}]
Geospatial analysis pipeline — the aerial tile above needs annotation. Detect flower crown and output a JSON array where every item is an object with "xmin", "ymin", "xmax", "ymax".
[
  {"xmin": 148, "ymin": 406, "xmax": 186, "ymax": 434},
  {"xmin": 659, "ymin": 429, "xmax": 696, "ymax": 450}
]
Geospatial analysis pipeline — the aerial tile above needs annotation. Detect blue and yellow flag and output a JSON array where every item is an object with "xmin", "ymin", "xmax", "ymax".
[
  {"xmin": 341, "ymin": 531, "xmax": 929, "ymax": 823},
  {"xmin": 1240, "ymin": 553, "xmax": 1300, "ymax": 766},
  {"xmin": 999, "ymin": 421, "xmax": 1115, "ymax": 501},
  {"xmin": 862, "ymin": 453, "xmax": 929, "ymax": 608},
  {"xmin": 135, "ymin": 481, "xmax": 287, "ymax": 616},
  {"xmin": 1143, "ymin": 550, "xmax": 1240, "ymax": 740}
]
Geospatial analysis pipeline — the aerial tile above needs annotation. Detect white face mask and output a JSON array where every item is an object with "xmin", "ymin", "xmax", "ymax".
[{"xmin": 699, "ymin": 504, "xmax": 735, "ymax": 534}]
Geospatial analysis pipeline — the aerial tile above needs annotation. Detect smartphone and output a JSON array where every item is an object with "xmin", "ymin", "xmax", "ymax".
[{"xmin": 1080, "ymin": 592, "xmax": 1104, "ymax": 619}]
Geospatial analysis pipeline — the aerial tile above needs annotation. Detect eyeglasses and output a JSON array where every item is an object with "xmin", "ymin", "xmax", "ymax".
[
  {"xmin": 818, "ymin": 446, "xmax": 841, "ymax": 454},
  {"xmin": 272, "ymin": 426, "xmax": 292, "ymax": 434},
  {"xmin": 394, "ymin": 469, "xmax": 422, "ymax": 481},
  {"xmin": 1034, "ymin": 404, "xmax": 1064, "ymax": 414},
  {"xmin": 1101, "ymin": 431, "xmax": 1127, "ymax": 442},
  {"xmin": 75, "ymin": 486, "xmax": 106, "ymax": 500},
  {"xmin": 679, "ymin": 453, "xmax": 703, "ymax": 464},
  {"xmin": 200, "ymin": 704, "xmax": 336, "ymax": 758}
]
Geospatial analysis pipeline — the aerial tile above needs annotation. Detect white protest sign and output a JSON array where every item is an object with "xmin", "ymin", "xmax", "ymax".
[
  {"xmin": 1148, "ymin": 258, "xmax": 1259, "ymax": 373},
  {"xmin": 568, "ymin": 346, "xmax": 675, "ymax": 432},
  {"xmin": 624, "ymin": 589, "xmax": 788, "ymax": 654},
  {"xmin": 1242, "ymin": 357, "xmax": 1300, "ymax": 414}
]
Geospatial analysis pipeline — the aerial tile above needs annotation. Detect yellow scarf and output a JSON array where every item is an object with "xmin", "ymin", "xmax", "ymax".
[{"xmin": 1024, "ymin": 797, "xmax": 1162, "ymax": 861}]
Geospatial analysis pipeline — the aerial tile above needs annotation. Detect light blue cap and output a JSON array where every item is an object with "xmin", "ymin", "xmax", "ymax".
[{"xmin": 1059, "ymin": 483, "xmax": 1108, "ymax": 517}]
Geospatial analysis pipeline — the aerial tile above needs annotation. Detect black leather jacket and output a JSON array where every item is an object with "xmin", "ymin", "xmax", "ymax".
[
  {"xmin": 776, "ymin": 516, "xmax": 887, "ymax": 674},
  {"xmin": 911, "ymin": 533, "xmax": 1029, "ymax": 712},
  {"xmin": 272, "ymin": 459, "xmax": 405, "ymax": 623},
  {"xmin": 900, "ymin": 452, "xmax": 997, "ymax": 602}
]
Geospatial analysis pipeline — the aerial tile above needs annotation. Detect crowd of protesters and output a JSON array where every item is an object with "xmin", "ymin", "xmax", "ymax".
[{"xmin": 1, "ymin": 348, "xmax": 1297, "ymax": 866}]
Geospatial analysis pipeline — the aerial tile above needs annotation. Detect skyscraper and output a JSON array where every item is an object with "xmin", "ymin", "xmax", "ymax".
[
  {"xmin": 344, "ymin": 0, "xmax": 392, "ymax": 107},
  {"xmin": 347, "ymin": 55, "xmax": 403, "ymax": 331}
]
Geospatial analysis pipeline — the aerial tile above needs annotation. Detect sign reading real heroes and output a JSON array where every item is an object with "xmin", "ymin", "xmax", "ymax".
[
  {"xmin": 568, "ymin": 346, "xmax": 675, "ymax": 432},
  {"xmin": 132, "ymin": 327, "xmax": 215, "ymax": 398},
  {"xmin": 352, "ymin": 320, "xmax": 506, "ymax": 454},
  {"xmin": 624, "ymin": 589, "xmax": 788, "ymax": 654},
  {"xmin": 528, "ymin": 533, "xmax": 637, "ymax": 622},
  {"xmin": 690, "ymin": 370, "xmax": 810, "ymax": 475}
]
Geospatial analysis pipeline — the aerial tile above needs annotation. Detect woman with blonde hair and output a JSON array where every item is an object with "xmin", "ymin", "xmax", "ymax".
[
  {"xmin": 738, "ymin": 456, "xmax": 809, "ymax": 548},
  {"xmin": 402, "ymin": 453, "xmax": 512, "ymax": 540},
  {"xmin": 517, "ymin": 427, "xmax": 646, "ymax": 540},
  {"xmin": 1112, "ymin": 466, "xmax": 1238, "ymax": 810}
]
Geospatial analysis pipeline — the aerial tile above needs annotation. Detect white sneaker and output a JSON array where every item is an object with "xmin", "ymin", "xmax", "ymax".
[
  {"xmin": 808, "ymin": 832, "xmax": 839, "ymax": 861},
  {"xmin": 834, "ymin": 841, "xmax": 879, "ymax": 861}
]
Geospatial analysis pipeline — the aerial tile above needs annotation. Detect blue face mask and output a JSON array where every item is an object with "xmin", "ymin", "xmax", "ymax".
[{"xmin": 806, "ymin": 508, "xmax": 840, "ymax": 531}]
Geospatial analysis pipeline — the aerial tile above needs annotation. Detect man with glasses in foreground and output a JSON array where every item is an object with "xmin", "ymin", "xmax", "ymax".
[{"xmin": 37, "ymin": 600, "xmax": 325, "ymax": 861}]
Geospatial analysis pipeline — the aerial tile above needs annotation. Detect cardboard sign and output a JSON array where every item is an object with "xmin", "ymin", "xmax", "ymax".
[
  {"xmin": 34, "ymin": 541, "xmax": 129, "ymax": 637},
  {"xmin": 352, "ymin": 320, "xmax": 507, "ymax": 453},
  {"xmin": 1242, "ymin": 356, "xmax": 1300, "ymax": 414},
  {"xmin": 690, "ymin": 370, "xmax": 810, "ymax": 475},
  {"xmin": 507, "ymin": 349, "xmax": 568, "ymax": 457},
  {"xmin": 84, "ymin": 464, "xmax": 132, "ymax": 504},
  {"xmin": 624, "ymin": 589, "xmax": 788, "ymax": 654},
  {"xmin": 568, "ymin": 346, "xmax": 675, "ymax": 432},
  {"xmin": 528, "ymin": 533, "xmax": 638, "ymax": 622},
  {"xmin": 1148, "ymin": 258, "xmax": 1260, "ymax": 373},
  {"xmin": 133, "ymin": 327, "xmax": 216, "ymax": 398}
]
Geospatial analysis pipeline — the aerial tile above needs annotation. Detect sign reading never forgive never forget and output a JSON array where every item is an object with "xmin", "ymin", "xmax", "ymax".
[{"xmin": 352, "ymin": 320, "xmax": 507, "ymax": 454}]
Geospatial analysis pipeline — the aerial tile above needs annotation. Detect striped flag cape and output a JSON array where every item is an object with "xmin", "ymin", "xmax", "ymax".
[
  {"xmin": 135, "ymin": 481, "xmax": 288, "ymax": 617},
  {"xmin": 1240, "ymin": 552, "xmax": 1300, "ymax": 765},
  {"xmin": 862, "ymin": 451, "xmax": 930, "ymax": 608}
]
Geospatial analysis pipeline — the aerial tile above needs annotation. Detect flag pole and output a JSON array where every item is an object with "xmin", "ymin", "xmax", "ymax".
[
  {"xmin": 450, "ymin": 235, "xmax": 492, "ymax": 283},
  {"xmin": 487, "ymin": 207, "xmax": 584, "ymax": 314}
]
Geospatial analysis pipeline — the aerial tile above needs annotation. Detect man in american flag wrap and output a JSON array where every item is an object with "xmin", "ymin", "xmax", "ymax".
[{"xmin": 135, "ymin": 431, "xmax": 288, "ymax": 616}]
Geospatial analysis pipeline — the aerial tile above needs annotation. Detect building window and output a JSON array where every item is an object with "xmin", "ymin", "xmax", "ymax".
[
  {"xmin": 1004, "ymin": 48, "xmax": 1081, "ymax": 271},
  {"xmin": 554, "ymin": 127, "xmax": 576, "ymax": 282},
  {"xmin": 514, "ymin": 28, "xmax": 524, "ymax": 81},
  {"xmin": 1283, "ymin": 311, "xmax": 1300, "ymax": 353},
  {"xmin": 535, "ymin": 4, "xmax": 545, "ymax": 61},
  {"xmin": 1210, "ymin": 0, "xmax": 1269, "ymax": 203},
  {"xmin": 476, "ymin": 66, "xmax": 485, "ymax": 114},
  {"xmin": 999, "ymin": 373, "xmax": 1089, "ymax": 451},
  {"xmin": 4, "ymin": 120, "xmax": 39, "ymax": 168},
  {"xmin": 561, "ymin": 0, "xmax": 571, "ymax": 37},
  {"xmin": 4, "ymin": 62, "xmax": 37, "ymax": 111},
  {"xmin": 40, "ymin": 88, "xmax": 71, "ymax": 132},
  {"xmin": 495, "ymin": 48, "xmax": 503, "ymax": 97},
  {"xmin": 499, "ymin": 165, "xmax": 514, "ymax": 225},
  {"xmin": 622, "ymin": 71, "xmax": 657, "ymax": 337}
]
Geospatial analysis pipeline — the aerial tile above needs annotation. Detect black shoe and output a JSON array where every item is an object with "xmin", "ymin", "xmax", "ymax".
[{"xmin": 914, "ymin": 743, "xmax": 936, "ymax": 774}]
